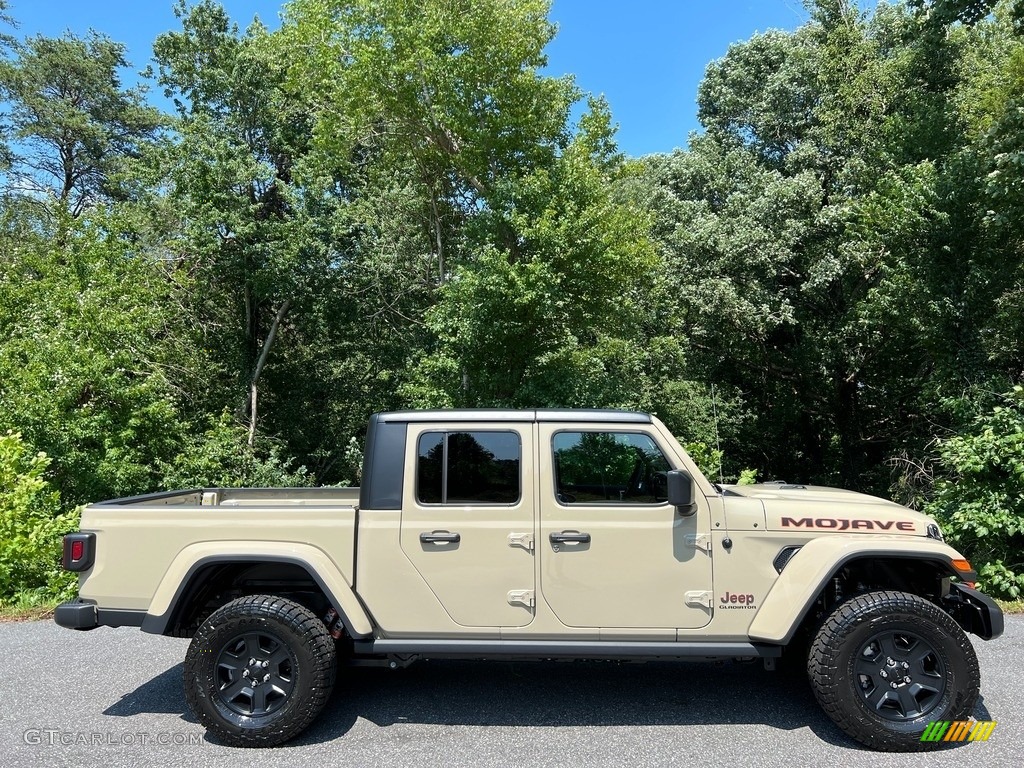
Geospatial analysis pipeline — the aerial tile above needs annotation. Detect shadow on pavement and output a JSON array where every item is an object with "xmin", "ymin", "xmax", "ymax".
[
  {"xmin": 298, "ymin": 659, "xmax": 851, "ymax": 747},
  {"xmin": 102, "ymin": 657, "xmax": 992, "ymax": 751},
  {"xmin": 102, "ymin": 662, "xmax": 196, "ymax": 722}
]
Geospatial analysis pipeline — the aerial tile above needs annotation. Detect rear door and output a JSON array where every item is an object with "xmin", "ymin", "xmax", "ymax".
[
  {"xmin": 399, "ymin": 422, "xmax": 536, "ymax": 627},
  {"xmin": 538, "ymin": 424, "xmax": 713, "ymax": 629}
]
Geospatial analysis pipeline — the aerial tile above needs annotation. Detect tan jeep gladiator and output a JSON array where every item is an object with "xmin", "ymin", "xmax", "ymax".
[{"xmin": 54, "ymin": 409, "xmax": 1003, "ymax": 751}]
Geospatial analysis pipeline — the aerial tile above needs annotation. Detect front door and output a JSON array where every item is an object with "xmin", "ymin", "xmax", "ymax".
[
  {"xmin": 399, "ymin": 423, "xmax": 536, "ymax": 627},
  {"xmin": 538, "ymin": 424, "xmax": 713, "ymax": 629}
]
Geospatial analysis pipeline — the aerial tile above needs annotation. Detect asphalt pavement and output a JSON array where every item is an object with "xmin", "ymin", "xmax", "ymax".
[{"xmin": 1, "ymin": 617, "xmax": 1020, "ymax": 767}]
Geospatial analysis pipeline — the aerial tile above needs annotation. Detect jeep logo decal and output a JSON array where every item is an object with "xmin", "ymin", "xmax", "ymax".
[
  {"xmin": 719, "ymin": 592, "xmax": 757, "ymax": 609},
  {"xmin": 781, "ymin": 517, "xmax": 916, "ymax": 532}
]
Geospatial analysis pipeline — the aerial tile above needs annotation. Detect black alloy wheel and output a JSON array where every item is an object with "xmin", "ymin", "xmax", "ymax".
[
  {"xmin": 852, "ymin": 629, "xmax": 946, "ymax": 721},
  {"xmin": 214, "ymin": 630, "xmax": 297, "ymax": 718}
]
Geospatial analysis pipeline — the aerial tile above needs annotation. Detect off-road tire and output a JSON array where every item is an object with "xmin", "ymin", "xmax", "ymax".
[
  {"xmin": 808, "ymin": 590, "xmax": 979, "ymax": 752},
  {"xmin": 184, "ymin": 595, "xmax": 336, "ymax": 747}
]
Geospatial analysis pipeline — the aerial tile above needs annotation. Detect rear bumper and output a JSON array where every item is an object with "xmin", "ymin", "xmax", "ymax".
[
  {"xmin": 54, "ymin": 599, "xmax": 97, "ymax": 630},
  {"xmin": 54, "ymin": 599, "xmax": 146, "ymax": 631},
  {"xmin": 948, "ymin": 584, "xmax": 1004, "ymax": 640}
]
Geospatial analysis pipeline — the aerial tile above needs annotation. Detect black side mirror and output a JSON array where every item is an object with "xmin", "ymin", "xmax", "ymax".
[{"xmin": 667, "ymin": 470, "xmax": 697, "ymax": 516}]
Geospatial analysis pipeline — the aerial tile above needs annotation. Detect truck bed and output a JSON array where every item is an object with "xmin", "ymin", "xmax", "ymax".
[{"xmin": 77, "ymin": 488, "xmax": 360, "ymax": 613}]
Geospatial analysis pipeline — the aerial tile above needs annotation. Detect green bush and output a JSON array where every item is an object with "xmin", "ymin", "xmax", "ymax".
[
  {"xmin": 685, "ymin": 441, "xmax": 723, "ymax": 481},
  {"xmin": 0, "ymin": 432, "xmax": 78, "ymax": 604},
  {"xmin": 159, "ymin": 412, "xmax": 314, "ymax": 489},
  {"xmin": 736, "ymin": 468, "xmax": 758, "ymax": 485},
  {"xmin": 685, "ymin": 441, "xmax": 757, "ymax": 485},
  {"xmin": 0, "ymin": 211, "xmax": 194, "ymax": 506},
  {"xmin": 925, "ymin": 387, "xmax": 1024, "ymax": 599}
]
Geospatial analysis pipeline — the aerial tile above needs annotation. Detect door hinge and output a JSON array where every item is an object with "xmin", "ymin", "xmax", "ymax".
[
  {"xmin": 507, "ymin": 589, "xmax": 535, "ymax": 608},
  {"xmin": 685, "ymin": 590, "xmax": 713, "ymax": 609},
  {"xmin": 685, "ymin": 533, "xmax": 712, "ymax": 553},
  {"xmin": 507, "ymin": 532, "xmax": 534, "ymax": 552}
]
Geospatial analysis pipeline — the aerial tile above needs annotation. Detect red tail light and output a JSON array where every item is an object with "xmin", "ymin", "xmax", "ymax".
[{"xmin": 62, "ymin": 533, "xmax": 95, "ymax": 571}]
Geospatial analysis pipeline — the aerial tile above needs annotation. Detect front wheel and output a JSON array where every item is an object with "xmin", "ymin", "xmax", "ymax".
[
  {"xmin": 807, "ymin": 590, "xmax": 980, "ymax": 752},
  {"xmin": 184, "ymin": 595, "xmax": 336, "ymax": 747}
]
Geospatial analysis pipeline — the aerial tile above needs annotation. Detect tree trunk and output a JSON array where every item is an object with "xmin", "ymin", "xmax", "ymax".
[
  {"xmin": 247, "ymin": 299, "xmax": 291, "ymax": 447},
  {"xmin": 430, "ymin": 189, "xmax": 445, "ymax": 284}
]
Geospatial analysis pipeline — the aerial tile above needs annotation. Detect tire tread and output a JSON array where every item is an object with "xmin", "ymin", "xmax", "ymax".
[
  {"xmin": 184, "ymin": 594, "xmax": 336, "ymax": 747},
  {"xmin": 807, "ymin": 590, "xmax": 980, "ymax": 752}
]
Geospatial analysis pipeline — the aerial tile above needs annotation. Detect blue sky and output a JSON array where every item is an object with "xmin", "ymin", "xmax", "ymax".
[{"xmin": 2, "ymin": 0, "xmax": 809, "ymax": 156}]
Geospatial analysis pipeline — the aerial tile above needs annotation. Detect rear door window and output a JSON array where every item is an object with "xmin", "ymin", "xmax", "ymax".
[{"xmin": 417, "ymin": 431, "xmax": 521, "ymax": 504}]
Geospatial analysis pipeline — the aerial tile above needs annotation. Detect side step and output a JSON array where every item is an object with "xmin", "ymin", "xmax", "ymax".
[{"xmin": 353, "ymin": 639, "xmax": 782, "ymax": 660}]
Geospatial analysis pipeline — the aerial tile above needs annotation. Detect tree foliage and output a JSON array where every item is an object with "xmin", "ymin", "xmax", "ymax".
[
  {"xmin": 926, "ymin": 388, "xmax": 1024, "ymax": 597},
  {"xmin": 0, "ymin": 31, "xmax": 162, "ymax": 217},
  {"xmin": 1, "ymin": 0, "xmax": 1023, "ymax": 599},
  {"xmin": 0, "ymin": 211, "xmax": 190, "ymax": 504},
  {"xmin": 159, "ymin": 411, "xmax": 314, "ymax": 490},
  {"xmin": 0, "ymin": 432, "xmax": 76, "ymax": 603}
]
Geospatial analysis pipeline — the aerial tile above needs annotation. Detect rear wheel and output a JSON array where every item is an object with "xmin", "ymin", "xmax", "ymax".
[
  {"xmin": 184, "ymin": 595, "xmax": 336, "ymax": 747},
  {"xmin": 808, "ymin": 590, "xmax": 979, "ymax": 751}
]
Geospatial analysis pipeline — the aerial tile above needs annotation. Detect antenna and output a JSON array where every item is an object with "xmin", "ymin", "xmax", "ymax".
[{"xmin": 711, "ymin": 384, "xmax": 724, "ymax": 485}]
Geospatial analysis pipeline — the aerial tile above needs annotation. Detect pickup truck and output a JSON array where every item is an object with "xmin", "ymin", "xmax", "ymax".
[{"xmin": 54, "ymin": 409, "xmax": 1003, "ymax": 751}]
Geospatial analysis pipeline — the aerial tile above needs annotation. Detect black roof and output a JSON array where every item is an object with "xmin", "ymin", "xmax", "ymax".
[{"xmin": 374, "ymin": 409, "xmax": 652, "ymax": 424}]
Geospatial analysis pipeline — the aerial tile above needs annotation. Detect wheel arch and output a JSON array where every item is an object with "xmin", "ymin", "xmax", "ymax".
[
  {"xmin": 141, "ymin": 544, "xmax": 373, "ymax": 638},
  {"xmin": 749, "ymin": 537, "xmax": 973, "ymax": 645}
]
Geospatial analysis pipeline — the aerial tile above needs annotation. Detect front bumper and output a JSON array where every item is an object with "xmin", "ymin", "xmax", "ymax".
[
  {"xmin": 54, "ymin": 599, "xmax": 146, "ymax": 631},
  {"xmin": 948, "ymin": 583, "xmax": 1004, "ymax": 640}
]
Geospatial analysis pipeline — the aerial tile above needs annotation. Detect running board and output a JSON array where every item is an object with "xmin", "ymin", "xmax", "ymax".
[{"xmin": 353, "ymin": 639, "xmax": 782, "ymax": 659}]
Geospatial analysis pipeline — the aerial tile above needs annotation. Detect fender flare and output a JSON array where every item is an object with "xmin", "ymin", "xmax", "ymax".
[
  {"xmin": 140, "ymin": 541, "xmax": 374, "ymax": 638},
  {"xmin": 747, "ymin": 536, "xmax": 970, "ymax": 645}
]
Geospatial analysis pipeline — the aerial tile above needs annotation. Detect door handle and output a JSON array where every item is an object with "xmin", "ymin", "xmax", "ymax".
[
  {"xmin": 549, "ymin": 531, "xmax": 591, "ymax": 544},
  {"xmin": 420, "ymin": 531, "xmax": 461, "ymax": 544}
]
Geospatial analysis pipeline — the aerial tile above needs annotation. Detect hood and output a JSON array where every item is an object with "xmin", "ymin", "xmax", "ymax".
[{"xmin": 723, "ymin": 483, "xmax": 936, "ymax": 536}]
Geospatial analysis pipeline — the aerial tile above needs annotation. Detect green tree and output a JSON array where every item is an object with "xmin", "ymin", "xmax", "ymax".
[
  {"xmin": 953, "ymin": 2, "xmax": 1024, "ymax": 380},
  {"xmin": 0, "ymin": 211, "xmax": 190, "ymax": 504},
  {"xmin": 150, "ymin": 1, "xmax": 313, "ymax": 447},
  {"xmin": 149, "ymin": 1, "xmax": 411, "ymax": 481},
  {"xmin": 159, "ymin": 411, "xmax": 313, "ymax": 489},
  {"xmin": 281, "ymin": 0, "xmax": 577, "ymax": 279},
  {"xmin": 635, "ymin": 1, "xmax": 1021, "ymax": 489},
  {"xmin": 0, "ymin": 31, "xmax": 162, "ymax": 217},
  {"xmin": 408, "ymin": 99, "xmax": 657, "ymax": 408},
  {"xmin": 925, "ymin": 388, "xmax": 1024, "ymax": 598},
  {"xmin": 0, "ymin": 431, "xmax": 76, "ymax": 604},
  {"xmin": 280, "ymin": 1, "xmax": 661, "ymax": 411}
]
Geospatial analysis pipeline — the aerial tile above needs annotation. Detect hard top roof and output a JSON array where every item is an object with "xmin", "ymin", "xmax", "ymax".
[{"xmin": 373, "ymin": 409, "xmax": 652, "ymax": 424}]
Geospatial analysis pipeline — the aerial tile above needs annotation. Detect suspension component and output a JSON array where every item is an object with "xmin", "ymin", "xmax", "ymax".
[{"xmin": 322, "ymin": 607, "xmax": 344, "ymax": 640}]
